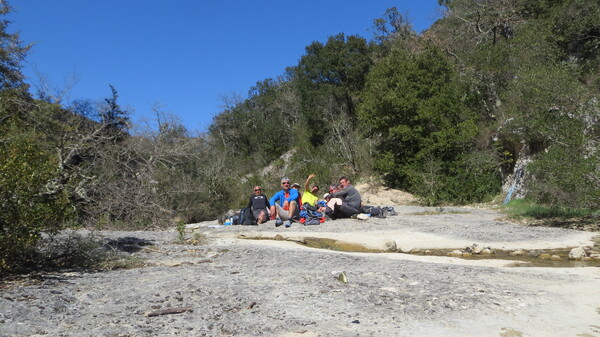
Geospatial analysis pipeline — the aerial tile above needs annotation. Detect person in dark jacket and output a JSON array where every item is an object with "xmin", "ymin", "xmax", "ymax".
[
  {"xmin": 326, "ymin": 176, "xmax": 362, "ymax": 219},
  {"xmin": 248, "ymin": 185, "xmax": 270, "ymax": 224}
]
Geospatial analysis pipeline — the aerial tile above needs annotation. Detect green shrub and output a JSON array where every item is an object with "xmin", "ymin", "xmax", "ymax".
[
  {"xmin": 527, "ymin": 147, "xmax": 599, "ymax": 209},
  {"xmin": 504, "ymin": 198, "xmax": 594, "ymax": 219},
  {"xmin": 0, "ymin": 135, "xmax": 73, "ymax": 273}
]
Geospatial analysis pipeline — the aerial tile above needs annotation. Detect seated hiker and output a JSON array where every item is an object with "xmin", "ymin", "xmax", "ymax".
[
  {"xmin": 323, "ymin": 184, "xmax": 339, "ymax": 201},
  {"xmin": 326, "ymin": 176, "xmax": 362, "ymax": 219},
  {"xmin": 291, "ymin": 182, "xmax": 303, "ymax": 205},
  {"xmin": 248, "ymin": 185, "xmax": 270, "ymax": 224},
  {"xmin": 322, "ymin": 184, "xmax": 340, "ymax": 210},
  {"xmin": 302, "ymin": 173, "xmax": 320, "ymax": 208},
  {"xmin": 269, "ymin": 177, "xmax": 300, "ymax": 227}
]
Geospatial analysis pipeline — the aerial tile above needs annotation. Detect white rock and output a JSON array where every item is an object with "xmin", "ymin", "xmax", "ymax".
[
  {"xmin": 471, "ymin": 244, "xmax": 484, "ymax": 254},
  {"xmin": 399, "ymin": 246, "xmax": 414, "ymax": 253},
  {"xmin": 568, "ymin": 247, "xmax": 587, "ymax": 260},
  {"xmin": 448, "ymin": 250, "xmax": 463, "ymax": 257},
  {"xmin": 385, "ymin": 241, "xmax": 397, "ymax": 251},
  {"xmin": 510, "ymin": 249, "xmax": 527, "ymax": 256},
  {"xmin": 185, "ymin": 223, "xmax": 201, "ymax": 229}
]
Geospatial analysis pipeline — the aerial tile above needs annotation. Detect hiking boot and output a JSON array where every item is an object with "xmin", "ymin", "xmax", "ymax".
[
  {"xmin": 275, "ymin": 218, "xmax": 283, "ymax": 227},
  {"xmin": 284, "ymin": 219, "xmax": 292, "ymax": 228}
]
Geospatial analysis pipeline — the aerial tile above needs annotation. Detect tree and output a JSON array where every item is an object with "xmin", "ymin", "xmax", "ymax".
[
  {"xmin": 439, "ymin": 0, "xmax": 519, "ymax": 47},
  {"xmin": 0, "ymin": 1, "xmax": 73, "ymax": 273},
  {"xmin": 359, "ymin": 45, "xmax": 498, "ymax": 204},
  {"xmin": 292, "ymin": 33, "xmax": 373, "ymax": 146},
  {"xmin": 100, "ymin": 85, "xmax": 130, "ymax": 140},
  {"xmin": 0, "ymin": 1, "xmax": 31, "ymax": 129},
  {"xmin": 0, "ymin": 2, "xmax": 29, "ymax": 92},
  {"xmin": 371, "ymin": 7, "xmax": 416, "ymax": 47}
]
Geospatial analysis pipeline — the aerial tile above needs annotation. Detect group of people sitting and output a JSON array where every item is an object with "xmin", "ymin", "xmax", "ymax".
[{"xmin": 247, "ymin": 174, "xmax": 363, "ymax": 227}]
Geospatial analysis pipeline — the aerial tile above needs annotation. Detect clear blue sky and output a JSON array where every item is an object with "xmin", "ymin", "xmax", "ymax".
[{"xmin": 10, "ymin": 1, "xmax": 442, "ymax": 132}]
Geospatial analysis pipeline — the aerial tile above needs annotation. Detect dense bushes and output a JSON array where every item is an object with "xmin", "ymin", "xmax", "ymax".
[
  {"xmin": 0, "ymin": 135, "xmax": 73, "ymax": 270},
  {"xmin": 358, "ymin": 45, "xmax": 498, "ymax": 204}
]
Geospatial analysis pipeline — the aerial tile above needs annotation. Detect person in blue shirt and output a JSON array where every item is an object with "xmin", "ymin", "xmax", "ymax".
[{"xmin": 269, "ymin": 177, "xmax": 300, "ymax": 227}]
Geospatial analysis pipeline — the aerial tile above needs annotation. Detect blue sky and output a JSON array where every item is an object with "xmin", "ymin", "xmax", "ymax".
[{"xmin": 10, "ymin": 1, "xmax": 442, "ymax": 132}]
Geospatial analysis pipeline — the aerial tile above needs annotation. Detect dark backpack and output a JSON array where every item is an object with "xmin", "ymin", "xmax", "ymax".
[
  {"xmin": 239, "ymin": 207, "xmax": 255, "ymax": 225},
  {"xmin": 361, "ymin": 205, "xmax": 386, "ymax": 218}
]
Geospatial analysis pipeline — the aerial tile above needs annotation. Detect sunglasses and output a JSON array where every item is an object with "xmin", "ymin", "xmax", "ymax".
[
  {"xmin": 282, "ymin": 182, "xmax": 290, "ymax": 185},
  {"xmin": 254, "ymin": 189, "xmax": 261, "ymax": 191}
]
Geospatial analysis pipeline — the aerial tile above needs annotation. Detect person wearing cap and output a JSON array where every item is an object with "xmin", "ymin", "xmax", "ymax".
[
  {"xmin": 302, "ymin": 173, "xmax": 320, "ymax": 207},
  {"xmin": 291, "ymin": 182, "xmax": 303, "ymax": 205},
  {"xmin": 269, "ymin": 177, "xmax": 300, "ymax": 227},
  {"xmin": 247, "ymin": 185, "xmax": 270, "ymax": 224}
]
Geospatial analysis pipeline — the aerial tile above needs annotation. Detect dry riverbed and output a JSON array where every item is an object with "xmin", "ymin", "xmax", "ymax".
[{"xmin": 1, "ymin": 206, "xmax": 599, "ymax": 337}]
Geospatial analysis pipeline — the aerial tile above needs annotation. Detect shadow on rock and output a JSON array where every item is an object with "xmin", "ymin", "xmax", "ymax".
[{"xmin": 104, "ymin": 236, "xmax": 155, "ymax": 253}]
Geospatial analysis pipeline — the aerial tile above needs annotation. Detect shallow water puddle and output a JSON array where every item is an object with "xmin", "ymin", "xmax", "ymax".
[
  {"xmin": 409, "ymin": 247, "xmax": 600, "ymax": 268},
  {"xmin": 245, "ymin": 236, "xmax": 600, "ymax": 268},
  {"xmin": 301, "ymin": 237, "xmax": 382, "ymax": 253}
]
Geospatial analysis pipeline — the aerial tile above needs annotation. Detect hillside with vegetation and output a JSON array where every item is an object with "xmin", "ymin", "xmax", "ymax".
[{"xmin": 1, "ymin": 0, "xmax": 598, "ymax": 272}]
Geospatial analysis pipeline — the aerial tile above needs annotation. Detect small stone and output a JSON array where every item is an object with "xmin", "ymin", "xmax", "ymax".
[
  {"xmin": 568, "ymin": 247, "xmax": 587, "ymax": 260},
  {"xmin": 550, "ymin": 255, "xmax": 562, "ymax": 261},
  {"xmin": 385, "ymin": 241, "xmax": 397, "ymax": 252},
  {"xmin": 274, "ymin": 235, "xmax": 284, "ymax": 241},
  {"xmin": 539, "ymin": 253, "xmax": 552, "ymax": 260},
  {"xmin": 462, "ymin": 252, "xmax": 472, "ymax": 257},
  {"xmin": 472, "ymin": 244, "xmax": 484, "ymax": 254},
  {"xmin": 400, "ymin": 246, "xmax": 414, "ymax": 253},
  {"xmin": 335, "ymin": 272, "xmax": 348, "ymax": 284},
  {"xmin": 480, "ymin": 248, "xmax": 492, "ymax": 255}
]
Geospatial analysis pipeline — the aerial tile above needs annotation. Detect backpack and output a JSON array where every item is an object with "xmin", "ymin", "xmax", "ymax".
[
  {"xmin": 361, "ymin": 205, "xmax": 386, "ymax": 218},
  {"xmin": 303, "ymin": 209, "xmax": 323, "ymax": 226},
  {"xmin": 239, "ymin": 207, "xmax": 255, "ymax": 225},
  {"xmin": 382, "ymin": 206, "xmax": 398, "ymax": 216}
]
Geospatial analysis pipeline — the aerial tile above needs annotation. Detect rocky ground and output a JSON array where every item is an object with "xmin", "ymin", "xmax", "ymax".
[{"xmin": 1, "ymin": 205, "xmax": 599, "ymax": 337}]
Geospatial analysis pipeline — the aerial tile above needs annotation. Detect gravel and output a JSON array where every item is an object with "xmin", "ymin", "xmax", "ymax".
[{"xmin": 1, "ymin": 206, "xmax": 599, "ymax": 336}]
